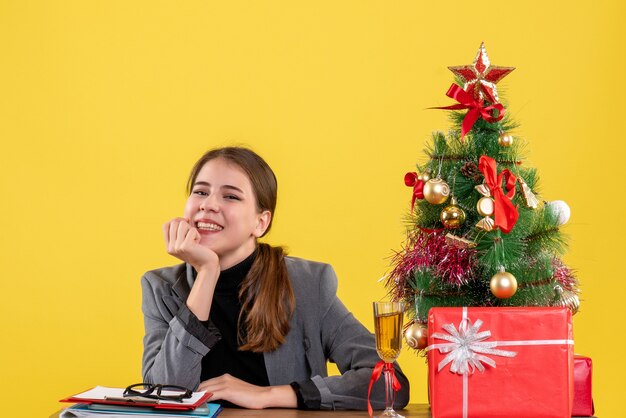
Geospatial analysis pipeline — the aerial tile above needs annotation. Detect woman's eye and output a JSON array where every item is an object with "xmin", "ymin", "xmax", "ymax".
[
  {"xmin": 224, "ymin": 195, "xmax": 241, "ymax": 200},
  {"xmin": 193, "ymin": 190, "xmax": 208, "ymax": 196}
]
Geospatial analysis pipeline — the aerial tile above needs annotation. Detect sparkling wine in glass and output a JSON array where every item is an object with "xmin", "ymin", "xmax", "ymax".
[{"xmin": 373, "ymin": 301, "xmax": 405, "ymax": 418}]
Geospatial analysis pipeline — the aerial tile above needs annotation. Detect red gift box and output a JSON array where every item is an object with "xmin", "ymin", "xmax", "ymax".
[
  {"xmin": 428, "ymin": 307, "xmax": 574, "ymax": 418},
  {"xmin": 573, "ymin": 355, "xmax": 594, "ymax": 416}
]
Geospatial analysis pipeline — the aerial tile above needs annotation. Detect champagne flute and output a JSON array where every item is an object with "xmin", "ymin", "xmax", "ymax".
[{"xmin": 373, "ymin": 301, "xmax": 405, "ymax": 418}]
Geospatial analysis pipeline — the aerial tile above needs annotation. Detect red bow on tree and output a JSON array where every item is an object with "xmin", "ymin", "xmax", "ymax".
[
  {"xmin": 433, "ymin": 84, "xmax": 505, "ymax": 140},
  {"xmin": 367, "ymin": 361, "xmax": 402, "ymax": 417},
  {"xmin": 478, "ymin": 155, "xmax": 518, "ymax": 233},
  {"xmin": 404, "ymin": 172, "xmax": 424, "ymax": 210}
]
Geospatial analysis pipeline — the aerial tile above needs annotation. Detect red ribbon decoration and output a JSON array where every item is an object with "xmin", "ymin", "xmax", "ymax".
[
  {"xmin": 419, "ymin": 226, "xmax": 445, "ymax": 234},
  {"xmin": 404, "ymin": 172, "xmax": 424, "ymax": 210},
  {"xmin": 367, "ymin": 360, "xmax": 402, "ymax": 417},
  {"xmin": 433, "ymin": 84, "xmax": 505, "ymax": 140},
  {"xmin": 478, "ymin": 155, "xmax": 519, "ymax": 233}
]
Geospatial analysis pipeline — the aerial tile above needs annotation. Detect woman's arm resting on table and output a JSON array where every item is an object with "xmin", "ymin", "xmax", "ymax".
[
  {"xmin": 198, "ymin": 374, "xmax": 297, "ymax": 409},
  {"xmin": 313, "ymin": 264, "xmax": 410, "ymax": 410}
]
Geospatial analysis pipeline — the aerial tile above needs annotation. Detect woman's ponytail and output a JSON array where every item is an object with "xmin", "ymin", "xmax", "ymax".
[{"xmin": 238, "ymin": 243, "xmax": 294, "ymax": 352}]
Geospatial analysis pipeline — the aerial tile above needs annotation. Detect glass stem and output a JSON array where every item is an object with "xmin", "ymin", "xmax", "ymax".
[{"xmin": 384, "ymin": 364, "xmax": 395, "ymax": 412}]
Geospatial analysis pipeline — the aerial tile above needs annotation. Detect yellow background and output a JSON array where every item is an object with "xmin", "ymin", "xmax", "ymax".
[{"xmin": 1, "ymin": 1, "xmax": 623, "ymax": 416}]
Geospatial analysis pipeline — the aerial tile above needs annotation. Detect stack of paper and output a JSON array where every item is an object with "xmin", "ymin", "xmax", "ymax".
[{"xmin": 59, "ymin": 386, "xmax": 221, "ymax": 418}]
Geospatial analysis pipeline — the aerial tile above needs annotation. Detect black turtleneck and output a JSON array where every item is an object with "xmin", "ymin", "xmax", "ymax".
[{"xmin": 199, "ymin": 249, "xmax": 270, "ymax": 387}]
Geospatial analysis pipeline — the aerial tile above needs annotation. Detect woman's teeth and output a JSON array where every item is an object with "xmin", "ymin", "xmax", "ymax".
[{"xmin": 197, "ymin": 222, "xmax": 223, "ymax": 231}]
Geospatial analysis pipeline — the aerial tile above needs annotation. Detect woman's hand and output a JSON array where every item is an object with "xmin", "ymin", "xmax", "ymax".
[
  {"xmin": 164, "ymin": 217, "xmax": 220, "ymax": 321},
  {"xmin": 198, "ymin": 374, "xmax": 297, "ymax": 409},
  {"xmin": 163, "ymin": 217, "xmax": 219, "ymax": 274}
]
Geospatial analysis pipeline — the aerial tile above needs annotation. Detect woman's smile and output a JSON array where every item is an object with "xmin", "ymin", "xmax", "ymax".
[{"xmin": 196, "ymin": 220, "xmax": 224, "ymax": 232}]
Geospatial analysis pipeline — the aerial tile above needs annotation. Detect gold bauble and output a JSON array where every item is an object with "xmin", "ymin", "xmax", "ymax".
[
  {"xmin": 560, "ymin": 290, "xmax": 580, "ymax": 315},
  {"xmin": 423, "ymin": 178, "xmax": 450, "ymax": 205},
  {"xmin": 440, "ymin": 203, "xmax": 466, "ymax": 229},
  {"xmin": 554, "ymin": 285, "xmax": 580, "ymax": 315},
  {"xmin": 404, "ymin": 323, "xmax": 428, "ymax": 350},
  {"xmin": 476, "ymin": 196, "xmax": 495, "ymax": 216},
  {"xmin": 418, "ymin": 172, "xmax": 431, "ymax": 182},
  {"xmin": 498, "ymin": 132, "xmax": 514, "ymax": 147},
  {"xmin": 490, "ymin": 270, "xmax": 518, "ymax": 299}
]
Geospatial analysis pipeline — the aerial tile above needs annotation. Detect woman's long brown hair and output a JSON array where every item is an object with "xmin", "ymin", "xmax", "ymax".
[
  {"xmin": 187, "ymin": 147, "xmax": 295, "ymax": 352},
  {"xmin": 238, "ymin": 243, "xmax": 293, "ymax": 352}
]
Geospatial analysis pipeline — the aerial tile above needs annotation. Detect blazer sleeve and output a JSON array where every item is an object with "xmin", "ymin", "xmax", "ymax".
[
  {"xmin": 141, "ymin": 271, "xmax": 221, "ymax": 390},
  {"xmin": 308, "ymin": 264, "xmax": 410, "ymax": 410}
]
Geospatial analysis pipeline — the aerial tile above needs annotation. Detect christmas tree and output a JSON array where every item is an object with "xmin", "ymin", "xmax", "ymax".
[{"xmin": 388, "ymin": 43, "xmax": 579, "ymax": 351}]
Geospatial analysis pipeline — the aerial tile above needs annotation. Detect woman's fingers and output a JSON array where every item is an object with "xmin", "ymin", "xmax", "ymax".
[
  {"xmin": 183, "ymin": 226, "xmax": 201, "ymax": 247},
  {"xmin": 166, "ymin": 218, "xmax": 181, "ymax": 249},
  {"xmin": 163, "ymin": 219, "xmax": 177, "ymax": 248},
  {"xmin": 175, "ymin": 219, "xmax": 191, "ymax": 251},
  {"xmin": 198, "ymin": 382, "xmax": 215, "ymax": 394},
  {"xmin": 163, "ymin": 218, "xmax": 191, "ymax": 255},
  {"xmin": 198, "ymin": 374, "xmax": 230, "ymax": 394},
  {"xmin": 163, "ymin": 217, "xmax": 218, "ymax": 273}
]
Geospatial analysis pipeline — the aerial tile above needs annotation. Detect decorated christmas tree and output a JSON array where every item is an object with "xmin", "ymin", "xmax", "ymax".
[{"xmin": 387, "ymin": 43, "xmax": 579, "ymax": 351}]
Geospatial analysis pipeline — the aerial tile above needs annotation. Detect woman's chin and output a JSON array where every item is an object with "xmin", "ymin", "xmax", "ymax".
[{"xmin": 198, "ymin": 236, "xmax": 219, "ymax": 250}]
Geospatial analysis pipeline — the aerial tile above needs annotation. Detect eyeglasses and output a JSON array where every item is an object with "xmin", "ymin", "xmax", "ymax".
[{"xmin": 123, "ymin": 383, "xmax": 193, "ymax": 403}]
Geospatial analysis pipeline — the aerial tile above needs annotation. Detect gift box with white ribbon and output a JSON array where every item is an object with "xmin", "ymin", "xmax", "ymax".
[{"xmin": 427, "ymin": 307, "xmax": 574, "ymax": 418}]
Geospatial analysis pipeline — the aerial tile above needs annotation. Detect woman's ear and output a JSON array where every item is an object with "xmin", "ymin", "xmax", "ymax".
[{"xmin": 253, "ymin": 210, "xmax": 272, "ymax": 237}]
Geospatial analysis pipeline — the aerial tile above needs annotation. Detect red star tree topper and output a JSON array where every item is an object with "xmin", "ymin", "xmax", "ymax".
[{"xmin": 448, "ymin": 42, "xmax": 515, "ymax": 104}]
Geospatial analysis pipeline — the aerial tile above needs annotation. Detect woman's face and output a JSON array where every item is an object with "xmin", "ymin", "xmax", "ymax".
[{"xmin": 184, "ymin": 158, "xmax": 271, "ymax": 268}]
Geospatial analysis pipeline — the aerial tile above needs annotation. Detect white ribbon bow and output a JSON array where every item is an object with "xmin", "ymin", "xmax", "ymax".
[{"xmin": 431, "ymin": 318, "xmax": 517, "ymax": 374}]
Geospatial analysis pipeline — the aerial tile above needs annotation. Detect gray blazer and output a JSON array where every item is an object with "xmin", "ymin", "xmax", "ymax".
[{"xmin": 141, "ymin": 256, "xmax": 410, "ymax": 410}]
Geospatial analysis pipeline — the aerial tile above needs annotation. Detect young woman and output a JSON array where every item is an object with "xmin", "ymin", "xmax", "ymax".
[{"xmin": 141, "ymin": 147, "xmax": 410, "ymax": 410}]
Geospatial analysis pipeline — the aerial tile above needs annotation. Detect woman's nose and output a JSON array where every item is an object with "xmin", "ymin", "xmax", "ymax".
[{"xmin": 199, "ymin": 195, "xmax": 219, "ymax": 212}]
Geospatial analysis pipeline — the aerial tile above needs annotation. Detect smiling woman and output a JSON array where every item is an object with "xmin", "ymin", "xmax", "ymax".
[
  {"xmin": 184, "ymin": 156, "xmax": 273, "ymax": 273},
  {"xmin": 139, "ymin": 147, "xmax": 410, "ymax": 410}
]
